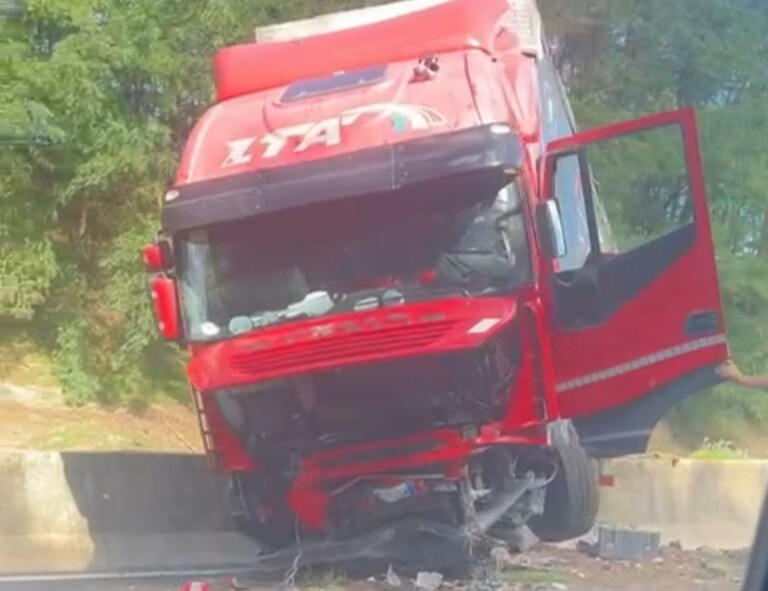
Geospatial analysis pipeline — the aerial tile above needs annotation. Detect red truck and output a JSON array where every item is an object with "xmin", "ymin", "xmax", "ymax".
[{"xmin": 142, "ymin": 0, "xmax": 728, "ymax": 573}]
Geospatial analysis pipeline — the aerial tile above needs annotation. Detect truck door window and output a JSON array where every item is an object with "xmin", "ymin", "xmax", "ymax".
[
  {"xmin": 585, "ymin": 125, "xmax": 692, "ymax": 255},
  {"xmin": 537, "ymin": 54, "xmax": 600, "ymax": 272},
  {"xmin": 551, "ymin": 153, "xmax": 592, "ymax": 271},
  {"xmin": 550, "ymin": 123, "xmax": 694, "ymax": 329}
]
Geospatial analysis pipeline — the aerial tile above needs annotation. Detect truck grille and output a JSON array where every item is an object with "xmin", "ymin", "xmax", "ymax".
[{"xmin": 228, "ymin": 320, "xmax": 455, "ymax": 377}]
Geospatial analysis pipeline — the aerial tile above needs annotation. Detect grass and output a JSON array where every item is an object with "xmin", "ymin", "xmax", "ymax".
[
  {"xmin": 0, "ymin": 326, "xmax": 59, "ymax": 390},
  {"xmin": 689, "ymin": 438, "xmax": 749, "ymax": 460},
  {"xmin": 25, "ymin": 423, "xmax": 153, "ymax": 450},
  {"xmin": 301, "ymin": 571, "xmax": 349, "ymax": 591}
]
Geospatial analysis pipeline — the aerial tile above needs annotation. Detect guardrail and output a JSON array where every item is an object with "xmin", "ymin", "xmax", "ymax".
[
  {"xmin": 597, "ymin": 456, "xmax": 768, "ymax": 550},
  {"xmin": 0, "ymin": 451, "xmax": 256, "ymax": 574},
  {"xmin": 2, "ymin": 451, "xmax": 765, "ymax": 574}
]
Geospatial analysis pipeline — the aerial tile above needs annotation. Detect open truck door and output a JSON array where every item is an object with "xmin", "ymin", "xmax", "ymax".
[{"xmin": 537, "ymin": 107, "xmax": 728, "ymax": 458}]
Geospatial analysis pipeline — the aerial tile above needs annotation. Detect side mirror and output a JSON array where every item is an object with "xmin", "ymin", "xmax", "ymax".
[
  {"xmin": 149, "ymin": 275, "xmax": 181, "ymax": 341},
  {"xmin": 141, "ymin": 239, "xmax": 173, "ymax": 273},
  {"xmin": 535, "ymin": 200, "xmax": 567, "ymax": 259}
]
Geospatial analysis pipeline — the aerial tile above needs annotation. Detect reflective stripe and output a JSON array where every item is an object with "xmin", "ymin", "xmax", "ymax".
[{"xmin": 555, "ymin": 334, "xmax": 727, "ymax": 393}]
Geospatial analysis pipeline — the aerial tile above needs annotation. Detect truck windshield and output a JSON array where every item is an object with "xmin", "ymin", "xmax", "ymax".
[{"xmin": 176, "ymin": 181, "xmax": 531, "ymax": 341}]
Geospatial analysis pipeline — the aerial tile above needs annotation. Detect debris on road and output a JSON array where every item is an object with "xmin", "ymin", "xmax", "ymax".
[
  {"xmin": 386, "ymin": 565, "xmax": 402, "ymax": 588},
  {"xmin": 415, "ymin": 571, "xmax": 443, "ymax": 591},
  {"xmin": 578, "ymin": 527, "xmax": 660, "ymax": 561},
  {"xmin": 184, "ymin": 540, "xmax": 748, "ymax": 591}
]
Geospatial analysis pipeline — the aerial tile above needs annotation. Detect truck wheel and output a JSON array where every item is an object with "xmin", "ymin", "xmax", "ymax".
[{"xmin": 528, "ymin": 422, "xmax": 599, "ymax": 542}]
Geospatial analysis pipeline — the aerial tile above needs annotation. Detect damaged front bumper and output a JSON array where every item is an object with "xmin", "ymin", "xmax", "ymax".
[
  {"xmin": 242, "ymin": 518, "xmax": 480, "ymax": 581},
  {"xmin": 239, "ymin": 472, "xmax": 545, "ymax": 580}
]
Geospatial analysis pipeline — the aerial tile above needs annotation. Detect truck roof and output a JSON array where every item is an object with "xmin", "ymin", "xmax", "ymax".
[
  {"xmin": 214, "ymin": 0, "xmax": 542, "ymax": 102},
  {"xmin": 254, "ymin": 0, "xmax": 450, "ymax": 44}
]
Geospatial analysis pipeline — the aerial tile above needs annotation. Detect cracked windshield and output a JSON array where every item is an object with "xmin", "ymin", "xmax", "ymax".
[
  {"xmin": 177, "ymin": 182, "xmax": 528, "ymax": 340},
  {"xmin": 3, "ymin": 1, "xmax": 768, "ymax": 591}
]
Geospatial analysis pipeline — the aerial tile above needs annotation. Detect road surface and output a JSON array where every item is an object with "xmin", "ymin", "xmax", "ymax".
[
  {"xmin": 0, "ymin": 577, "xmax": 199, "ymax": 591},
  {"xmin": 0, "ymin": 545, "xmax": 748, "ymax": 591}
]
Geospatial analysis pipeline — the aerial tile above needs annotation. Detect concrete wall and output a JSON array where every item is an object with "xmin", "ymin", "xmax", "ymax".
[
  {"xmin": 2, "ymin": 451, "xmax": 767, "ymax": 574},
  {"xmin": 597, "ymin": 457, "xmax": 768, "ymax": 550},
  {"xmin": 0, "ymin": 451, "xmax": 257, "ymax": 574}
]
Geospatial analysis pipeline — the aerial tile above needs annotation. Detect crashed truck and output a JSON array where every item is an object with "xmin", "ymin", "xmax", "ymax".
[{"xmin": 141, "ymin": 0, "xmax": 729, "ymax": 573}]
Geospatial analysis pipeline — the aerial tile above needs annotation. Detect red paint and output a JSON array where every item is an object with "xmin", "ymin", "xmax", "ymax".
[
  {"xmin": 173, "ymin": 0, "xmax": 536, "ymax": 186},
  {"xmin": 148, "ymin": 275, "xmax": 180, "ymax": 341},
  {"xmin": 539, "ymin": 108, "xmax": 728, "ymax": 419},
  {"xmin": 188, "ymin": 296, "xmax": 516, "ymax": 391},
  {"xmin": 213, "ymin": 0, "xmax": 509, "ymax": 101},
  {"xmin": 145, "ymin": 0, "xmax": 728, "ymax": 537},
  {"xmin": 141, "ymin": 243, "xmax": 164, "ymax": 272}
]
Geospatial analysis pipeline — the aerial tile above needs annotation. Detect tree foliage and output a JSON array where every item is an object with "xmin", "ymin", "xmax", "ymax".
[{"xmin": 3, "ymin": 0, "xmax": 768, "ymax": 431}]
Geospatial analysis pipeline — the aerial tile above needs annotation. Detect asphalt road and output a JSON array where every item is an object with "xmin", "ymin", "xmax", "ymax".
[
  {"xmin": 0, "ymin": 579, "xmax": 188, "ymax": 591},
  {"xmin": 0, "ymin": 575, "xmax": 243, "ymax": 591}
]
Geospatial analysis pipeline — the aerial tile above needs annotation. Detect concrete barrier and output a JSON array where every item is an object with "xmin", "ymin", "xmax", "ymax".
[
  {"xmin": 597, "ymin": 457, "xmax": 768, "ymax": 550},
  {"xmin": 3, "ymin": 450, "xmax": 767, "ymax": 574},
  {"xmin": 0, "ymin": 450, "xmax": 257, "ymax": 574}
]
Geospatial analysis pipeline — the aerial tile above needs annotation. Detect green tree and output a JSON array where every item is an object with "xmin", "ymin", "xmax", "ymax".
[{"xmin": 1, "ymin": 0, "xmax": 405, "ymax": 405}]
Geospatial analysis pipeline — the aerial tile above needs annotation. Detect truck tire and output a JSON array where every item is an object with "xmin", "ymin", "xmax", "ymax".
[{"xmin": 527, "ymin": 422, "xmax": 599, "ymax": 542}]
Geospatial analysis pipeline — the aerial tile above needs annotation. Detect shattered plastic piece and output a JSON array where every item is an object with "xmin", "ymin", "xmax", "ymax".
[
  {"xmin": 180, "ymin": 583, "xmax": 209, "ymax": 591},
  {"xmin": 387, "ymin": 564, "xmax": 403, "ymax": 587},
  {"xmin": 415, "ymin": 571, "xmax": 444, "ymax": 591}
]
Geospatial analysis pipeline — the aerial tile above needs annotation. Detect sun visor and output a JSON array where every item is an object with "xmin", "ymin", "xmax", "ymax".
[{"xmin": 162, "ymin": 124, "xmax": 523, "ymax": 233}]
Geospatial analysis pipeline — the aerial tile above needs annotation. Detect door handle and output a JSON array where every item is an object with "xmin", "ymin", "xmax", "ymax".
[{"xmin": 684, "ymin": 310, "xmax": 718, "ymax": 337}]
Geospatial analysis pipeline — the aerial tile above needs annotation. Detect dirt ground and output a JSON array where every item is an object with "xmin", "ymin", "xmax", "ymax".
[
  {"xmin": 0, "ymin": 382, "xmax": 202, "ymax": 452},
  {"xmin": 506, "ymin": 544, "xmax": 747, "ymax": 591},
  {"xmin": 329, "ymin": 544, "xmax": 747, "ymax": 591}
]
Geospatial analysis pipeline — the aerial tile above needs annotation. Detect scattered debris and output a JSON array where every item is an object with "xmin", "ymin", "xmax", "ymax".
[
  {"xmin": 386, "ymin": 565, "xmax": 403, "ymax": 588},
  {"xmin": 579, "ymin": 527, "xmax": 660, "ymax": 561},
  {"xmin": 415, "ymin": 571, "xmax": 444, "ymax": 591},
  {"xmin": 489, "ymin": 547, "xmax": 563, "ymax": 572},
  {"xmin": 491, "ymin": 546, "xmax": 515, "ymax": 571},
  {"xmin": 217, "ymin": 541, "xmax": 745, "ymax": 591}
]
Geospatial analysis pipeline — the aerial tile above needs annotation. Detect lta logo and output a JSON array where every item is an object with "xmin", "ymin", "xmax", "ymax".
[{"xmin": 220, "ymin": 103, "xmax": 448, "ymax": 167}]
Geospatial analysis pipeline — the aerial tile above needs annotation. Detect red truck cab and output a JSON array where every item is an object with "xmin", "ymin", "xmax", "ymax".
[{"xmin": 143, "ymin": 0, "xmax": 728, "ymax": 572}]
